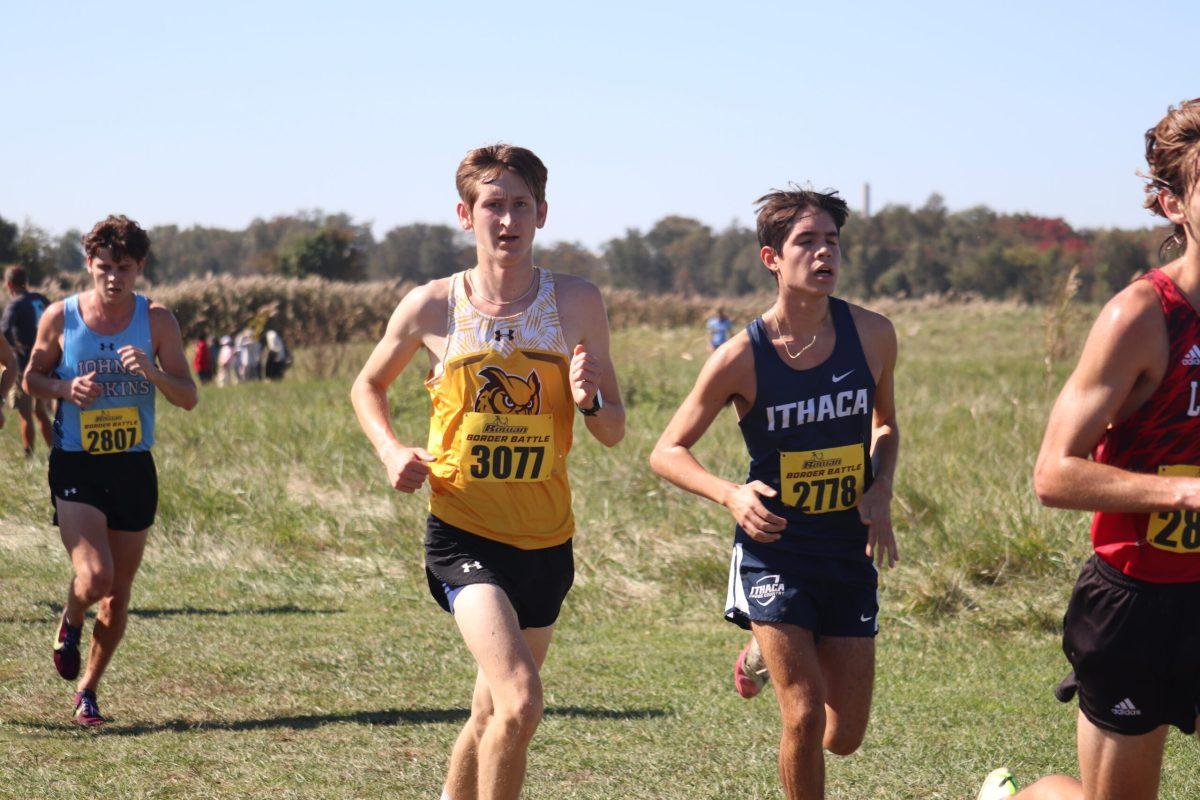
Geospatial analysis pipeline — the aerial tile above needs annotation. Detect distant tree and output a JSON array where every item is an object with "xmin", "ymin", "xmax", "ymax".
[
  {"xmin": 15, "ymin": 223, "xmax": 53, "ymax": 284},
  {"xmin": 53, "ymin": 230, "xmax": 84, "ymax": 273},
  {"xmin": 277, "ymin": 227, "xmax": 366, "ymax": 281},
  {"xmin": 0, "ymin": 215, "xmax": 17, "ymax": 263},
  {"xmin": 371, "ymin": 223, "xmax": 467, "ymax": 282},
  {"xmin": 1089, "ymin": 229, "xmax": 1151, "ymax": 300},
  {"xmin": 604, "ymin": 229, "xmax": 667, "ymax": 291},
  {"xmin": 534, "ymin": 241, "xmax": 607, "ymax": 284}
]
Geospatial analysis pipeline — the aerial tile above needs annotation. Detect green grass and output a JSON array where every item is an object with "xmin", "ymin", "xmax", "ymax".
[{"xmin": 3, "ymin": 301, "xmax": 1199, "ymax": 799}]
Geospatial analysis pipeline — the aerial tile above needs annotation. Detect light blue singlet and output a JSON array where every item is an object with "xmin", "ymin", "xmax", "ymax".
[{"xmin": 53, "ymin": 293, "xmax": 156, "ymax": 453}]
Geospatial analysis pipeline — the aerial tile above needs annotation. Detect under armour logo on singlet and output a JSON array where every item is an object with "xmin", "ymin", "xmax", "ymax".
[
  {"xmin": 493, "ymin": 329, "xmax": 515, "ymax": 341},
  {"xmin": 99, "ymin": 342, "xmax": 115, "ymax": 351}
]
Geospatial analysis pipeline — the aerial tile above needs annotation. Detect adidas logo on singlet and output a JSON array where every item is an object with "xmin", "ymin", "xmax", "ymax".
[{"xmin": 1183, "ymin": 345, "xmax": 1200, "ymax": 366}]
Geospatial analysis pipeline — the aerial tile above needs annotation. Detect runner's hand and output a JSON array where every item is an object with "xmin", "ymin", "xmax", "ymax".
[
  {"xmin": 723, "ymin": 481, "xmax": 786, "ymax": 542},
  {"xmin": 859, "ymin": 480, "xmax": 898, "ymax": 568},
  {"xmin": 570, "ymin": 344, "xmax": 600, "ymax": 408},
  {"xmin": 382, "ymin": 444, "xmax": 436, "ymax": 493},
  {"xmin": 118, "ymin": 345, "xmax": 156, "ymax": 379},
  {"xmin": 66, "ymin": 372, "xmax": 102, "ymax": 407}
]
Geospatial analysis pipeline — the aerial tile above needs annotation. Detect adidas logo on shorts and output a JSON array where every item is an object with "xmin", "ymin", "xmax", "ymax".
[
  {"xmin": 1183, "ymin": 345, "xmax": 1200, "ymax": 366},
  {"xmin": 1111, "ymin": 698, "xmax": 1141, "ymax": 716}
]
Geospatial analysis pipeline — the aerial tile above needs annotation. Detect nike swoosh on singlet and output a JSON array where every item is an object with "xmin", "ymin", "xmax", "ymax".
[{"xmin": 832, "ymin": 370, "xmax": 854, "ymax": 383}]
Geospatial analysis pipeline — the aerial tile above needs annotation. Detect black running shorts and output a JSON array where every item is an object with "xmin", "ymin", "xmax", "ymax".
[
  {"xmin": 49, "ymin": 449, "xmax": 158, "ymax": 532},
  {"xmin": 424, "ymin": 515, "xmax": 574, "ymax": 630},
  {"xmin": 1056, "ymin": 554, "xmax": 1200, "ymax": 735}
]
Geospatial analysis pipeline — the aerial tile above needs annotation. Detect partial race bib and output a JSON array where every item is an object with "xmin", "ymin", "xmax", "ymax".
[
  {"xmin": 80, "ymin": 406, "xmax": 141, "ymax": 454},
  {"xmin": 460, "ymin": 412, "xmax": 554, "ymax": 482},
  {"xmin": 780, "ymin": 444, "xmax": 865, "ymax": 514},
  {"xmin": 1148, "ymin": 465, "xmax": 1200, "ymax": 553}
]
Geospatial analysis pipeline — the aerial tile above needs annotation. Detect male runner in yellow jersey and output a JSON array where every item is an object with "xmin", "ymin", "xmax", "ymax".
[{"xmin": 351, "ymin": 144, "xmax": 625, "ymax": 800}]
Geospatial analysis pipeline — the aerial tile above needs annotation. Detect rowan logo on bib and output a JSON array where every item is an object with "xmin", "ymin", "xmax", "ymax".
[{"xmin": 474, "ymin": 367, "xmax": 541, "ymax": 414}]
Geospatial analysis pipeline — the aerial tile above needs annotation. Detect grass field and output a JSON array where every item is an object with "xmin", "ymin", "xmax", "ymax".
[{"xmin": 3, "ymin": 301, "xmax": 1200, "ymax": 799}]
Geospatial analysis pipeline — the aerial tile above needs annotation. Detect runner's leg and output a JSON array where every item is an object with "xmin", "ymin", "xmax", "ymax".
[
  {"xmin": 34, "ymin": 399, "xmax": 53, "ymax": 448},
  {"xmin": 58, "ymin": 500, "xmax": 114, "ymax": 628},
  {"xmin": 78, "ymin": 527, "xmax": 147, "ymax": 692},
  {"xmin": 448, "ymin": 583, "xmax": 547, "ymax": 800},
  {"xmin": 1012, "ymin": 712, "xmax": 1167, "ymax": 800},
  {"xmin": 817, "ymin": 636, "xmax": 874, "ymax": 755},
  {"xmin": 753, "ymin": 621, "xmax": 826, "ymax": 800},
  {"xmin": 14, "ymin": 392, "xmax": 34, "ymax": 452},
  {"xmin": 444, "ymin": 623, "xmax": 553, "ymax": 800}
]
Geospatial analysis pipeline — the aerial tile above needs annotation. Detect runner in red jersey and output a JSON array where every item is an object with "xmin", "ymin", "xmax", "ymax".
[
  {"xmin": 977, "ymin": 98, "xmax": 1200, "ymax": 800},
  {"xmin": 1091, "ymin": 267, "xmax": 1200, "ymax": 582}
]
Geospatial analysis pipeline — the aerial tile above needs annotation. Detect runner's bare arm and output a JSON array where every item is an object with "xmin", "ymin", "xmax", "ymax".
[
  {"xmin": 22, "ymin": 301, "xmax": 91, "ymax": 403},
  {"xmin": 650, "ymin": 336, "xmax": 786, "ymax": 541},
  {"xmin": 856, "ymin": 314, "xmax": 899, "ymax": 567},
  {"xmin": 568, "ymin": 280, "xmax": 624, "ymax": 447},
  {"xmin": 1035, "ymin": 284, "xmax": 1200, "ymax": 512},
  {"xmin": 0, "ymin": 334, "xmax": 16, "ymax": 399},
  {"xmin": 351, "ymin": 283, "xmax": 442, "ymax": 492},
  {"xmin": 125, "ymin": 304, "xmax": 197, "ymax": 410}
]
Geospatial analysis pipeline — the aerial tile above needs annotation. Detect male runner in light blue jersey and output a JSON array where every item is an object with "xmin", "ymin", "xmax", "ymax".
[{"xmin": 24, "ymin": 215, "xmax": 197, "ymax": 726}]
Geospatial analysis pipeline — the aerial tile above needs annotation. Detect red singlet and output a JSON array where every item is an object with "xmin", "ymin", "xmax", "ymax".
[{"xmin": 1091, "ymin": 269, "xmax": 1200, "ymax": 582}]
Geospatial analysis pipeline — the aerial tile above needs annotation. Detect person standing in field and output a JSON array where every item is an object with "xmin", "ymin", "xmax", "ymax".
[
  {"xmin": 351, "ymin": 144, "xmax": 624, "ymax": 800},
  {"xmin": 24, "ymin": 215, "xmax": 197, "ymax": 727},
  {"xmin": 706, "ymin": 306, "xmax": 733, "ymax": 352},
  {"xmin": 978, "ymin": 100, "xmax": 1200, "ymax": 800},
  {"xmin": 2, "ymin": 265, "xmax": 54, "ymax": 455},
  {"xmin": 650, "ymin": 187, "xmax": 899, "ymax": 800}
]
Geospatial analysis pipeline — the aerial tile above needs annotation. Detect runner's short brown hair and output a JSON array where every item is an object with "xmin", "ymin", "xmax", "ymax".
[
  {"xmin": 82, "ymin": 215, "xmax": 151, "ymax": 263},
  {"xmin": 4, "ymin": 265, "xmax": 27, "ymax": 288},
  {"xmin": 456, "ymin": 144, "xmax": 548, "ymax": 210},
  {"xmin": 754, "ymin": 186, "xmax": 850, "ymax": 254},
  {"xmin": 1143, "ymin": 99, "xmax": 1200, "ymax": 256}
]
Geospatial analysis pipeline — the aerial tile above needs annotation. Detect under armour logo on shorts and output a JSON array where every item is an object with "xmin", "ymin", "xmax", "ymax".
[{"xmin": 462, "ymin": 561, "xmax": 483, "ymax": 573}]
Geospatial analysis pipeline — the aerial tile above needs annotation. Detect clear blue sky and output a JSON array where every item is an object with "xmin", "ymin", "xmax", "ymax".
[{"xmin": 2, "ymin": 0, "xmax": 1195, "ymax": 247}]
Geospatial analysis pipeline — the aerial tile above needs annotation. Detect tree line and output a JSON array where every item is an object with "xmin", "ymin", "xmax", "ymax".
[{"xmin": 0, "ymin": 196, "xmax": 1168, "ymax": 302}]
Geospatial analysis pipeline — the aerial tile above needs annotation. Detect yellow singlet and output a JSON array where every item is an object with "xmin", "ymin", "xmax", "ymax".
[{"xmin": 425, "ymin": 268, "xmax": 575, "ymax": 549}]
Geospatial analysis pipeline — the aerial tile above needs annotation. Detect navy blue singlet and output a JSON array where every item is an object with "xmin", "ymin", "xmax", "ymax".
[{"xmin": 736, "ymin": 297, "xmax": 876, "ymax": 560}]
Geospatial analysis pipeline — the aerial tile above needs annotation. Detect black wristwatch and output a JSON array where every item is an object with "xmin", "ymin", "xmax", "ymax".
[{"xmin": 578, "ymin": 393, "xmax": 603, "ymax": 416}]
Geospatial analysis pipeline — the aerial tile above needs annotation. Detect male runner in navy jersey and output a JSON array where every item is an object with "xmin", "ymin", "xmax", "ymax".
[
  {"xmin": 978, "ymin": 99, "xmax": 1200, "ymax": 800},
  {"xmin": 650, "ymin": 186, "xmax": 899, "ymax": 800},
  {"xmin": 3, "ymin": 265, "xmax": 53, "ymax": 455}
]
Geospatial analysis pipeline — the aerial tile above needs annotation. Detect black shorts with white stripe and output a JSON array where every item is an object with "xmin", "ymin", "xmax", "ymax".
[{"xmin": 1057, "ymin": 554, "xmax": 1200, "ymax": 735}]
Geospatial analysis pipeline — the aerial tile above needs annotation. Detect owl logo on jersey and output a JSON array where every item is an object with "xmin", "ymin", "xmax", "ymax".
[{"xmin": 474, "ymin": 367, "xmax": 542, "ymax": 415}]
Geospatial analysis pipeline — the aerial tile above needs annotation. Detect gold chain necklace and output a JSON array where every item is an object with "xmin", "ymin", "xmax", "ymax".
[
  {"xmin": 466, "ymin": 269, "xmax": 538, "ymax": 306},
  {"xmin": 773, "ymin": 307, "xmax": 830, "ymax": 360}
]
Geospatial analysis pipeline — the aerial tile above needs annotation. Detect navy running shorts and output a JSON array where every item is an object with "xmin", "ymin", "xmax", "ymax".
[{"xmin": 725, "ymin": 540, "xmax": 878, "ymax": 638}]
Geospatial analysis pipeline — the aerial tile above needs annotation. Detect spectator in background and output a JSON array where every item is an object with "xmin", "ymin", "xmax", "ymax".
[
  {"xmin": 706, "ymin": 306, "xmax": 733, "ymax": 352},
  {"xmin": 2, "ymin": 265, "xmax": 54, "ymax": 455},
  {"xmin": 216, "ymin": 335, "xmax": 237, "ymax": 387},
  {"xmin": 235, "ymin": 327, "xmax": 261, "ymax": 381},
  {"xmin": 263, "ymin": 328, "xmax": 291, "ymax": 381},
  {"xmin": 192, "ymin": 331, "xmax": 214, "ymax": 384}
]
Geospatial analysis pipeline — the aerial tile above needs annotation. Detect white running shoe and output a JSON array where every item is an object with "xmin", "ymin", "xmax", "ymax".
[{"xmin": 977, "ymin": 767, "xmax": 1018, "ymax": 799}]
